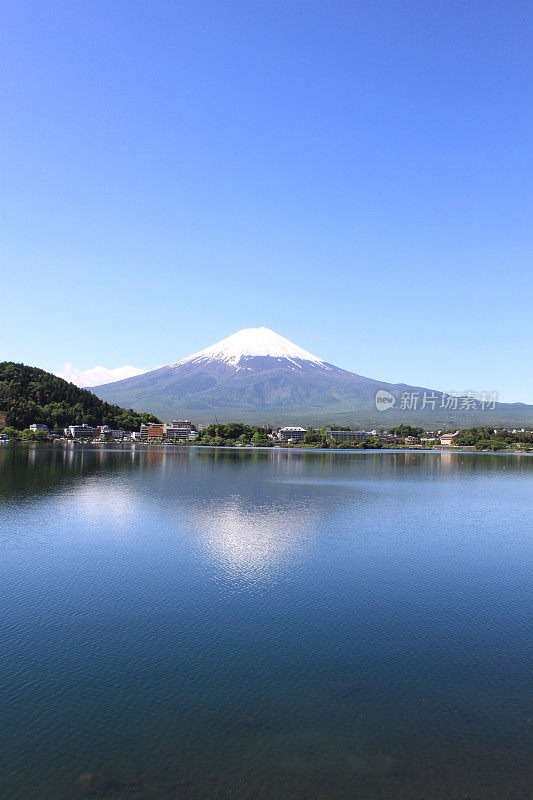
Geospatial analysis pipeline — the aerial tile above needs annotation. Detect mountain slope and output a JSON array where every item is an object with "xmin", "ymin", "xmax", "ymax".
[
  {"xmin": 0, "ymin": 362, "xmax": 160, "ymax": 431},
  {"xmin": 92, "ymin": 328, "xmax": 533, "ymax": 427}
]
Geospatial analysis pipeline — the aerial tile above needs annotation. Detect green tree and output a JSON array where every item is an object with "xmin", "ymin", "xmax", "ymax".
[
  {"xmin": 388, "ymin": 425, "xmax": 424, "ymax": 437},
  {"xmin": 223, "ymin": 423, "xmax": 246, "ymax": 439},
  {"xmin": 303, "ymin": 428, "xmax": 321, "ymax": 444},
  {"xmin": 20, "ymin": 428, "xmax": 49, "ymax": 441},
  {"xmin": 1, "ymin": 426, "xmax": 19, "ymax": 438}
]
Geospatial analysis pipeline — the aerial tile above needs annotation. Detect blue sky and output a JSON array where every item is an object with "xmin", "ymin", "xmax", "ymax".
[{"xmin": 2, "ymin": 1, "xmax": 532, "ymax": 402}]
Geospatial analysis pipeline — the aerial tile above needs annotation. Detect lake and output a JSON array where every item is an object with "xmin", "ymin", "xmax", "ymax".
[{"xmin": 0, "ymin": 445, "xmax": 531, "ymax": 799}]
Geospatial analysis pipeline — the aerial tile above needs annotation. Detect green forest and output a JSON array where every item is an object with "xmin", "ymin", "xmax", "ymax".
[
  {"xmin": 195, "ymin": 422, "xmax": 272, "ymax": 447},
  {"xmin": 0, "ymin": 362, "xmax": 160, "ymax": 433},
  {"xmin": 453, "ymin": 426, "xmax": 533, "ymax": 450}
]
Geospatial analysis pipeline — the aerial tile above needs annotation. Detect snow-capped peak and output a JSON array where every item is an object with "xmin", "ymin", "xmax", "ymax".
[{"xmin": 174, "ymin": 327, "xmax": 327, "ymax": 369}]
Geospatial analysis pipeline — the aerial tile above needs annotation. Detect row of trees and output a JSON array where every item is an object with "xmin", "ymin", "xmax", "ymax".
[
  {"xmin": 0, "ymin": 362, "xmax": 160, "ymax": 433},
  {"xmin": 195, "ymin": 423, "xmax": 272, "ymax": 448},
  {"xmin": 1, "ymin": 427, "xmax": 50, "ymax": 441},
  {"xmin": 454, "ymin": 427, "xmax": 533, "ymax": 450},
  {"xmin": 302, "ymin": 428, "xmax": 394, "ymax": 449}
]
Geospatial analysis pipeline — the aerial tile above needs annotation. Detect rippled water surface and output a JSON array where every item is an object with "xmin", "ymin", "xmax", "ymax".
[{"xmin": 0, "ymin": 445, "xmax": 532, "ymax": 799}]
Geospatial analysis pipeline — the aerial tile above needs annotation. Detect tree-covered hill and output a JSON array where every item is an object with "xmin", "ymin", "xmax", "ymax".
[{"xmin": 0, "ymin": 362, "xmax": 160, "ymax": 432}]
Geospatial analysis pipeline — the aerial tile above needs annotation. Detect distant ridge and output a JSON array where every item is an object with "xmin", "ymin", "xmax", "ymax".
[{"xmin": 92, "ymin": 327, "xmax": 533, "ymax": 427}]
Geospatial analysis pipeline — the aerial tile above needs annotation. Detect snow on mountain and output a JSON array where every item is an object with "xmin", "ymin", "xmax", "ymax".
[
  {"xmin": 174, "ymin": 327, "xmax": 328, "ymax": 369},
  {"xmin": 56, "ymin": 362, "xmax": 149, "ymax": 388}
]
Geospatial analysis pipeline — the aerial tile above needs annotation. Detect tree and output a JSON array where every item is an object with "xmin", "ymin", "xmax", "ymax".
[
  {"xmin": 224, "ymin": 423, "xmax": 246, "ymax": 440},
  {"xmin": 475, "ymin": 439, "xmax": 506, "ymax": 451},
  {"xmin": 388, "ymin": 425, "xmax": 424, "ymax": 437},
  {"xmin": 363, "ymin": 436, "xmax": 383, "ymax": 449},
  {"xmin": 303, "ymin": 428, "xmax": 320, "ymax": 444},
  {"xmin": 252, "ymin": 431, "xmax": 271, "ymax": 447},
  {"xmin": 20, "ymin": 428, "xmax": 48, "ymax": 441},
  {"xmin": 1, "ymin": 426, "xmax": 19, "ymax": 438}
]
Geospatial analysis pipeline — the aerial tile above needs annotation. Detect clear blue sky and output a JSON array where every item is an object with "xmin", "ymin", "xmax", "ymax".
[{"xmin": 2, "ymin": 1, "xmax": 532, "ymax": 402}]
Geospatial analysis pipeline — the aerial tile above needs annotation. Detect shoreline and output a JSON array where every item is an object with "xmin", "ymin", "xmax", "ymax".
[{"xmin": 3, "ymin": 442, "xmax": 532, "ymax": 457}]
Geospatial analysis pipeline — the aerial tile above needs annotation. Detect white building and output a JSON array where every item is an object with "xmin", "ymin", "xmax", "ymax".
[
  {"xmin": 96, "ymin": 425, "xmax": 113, "ymax": 437},
  {"xmin": 30, "ymin": 423, "xmax": 49, "ymax": 433},
  {"xmin": 278, "ymin": 426, "xmax": 306, "ymax": 442},
  {"xmin": 66, "ymin": 424, "xmax": 95, "ymax": 438},
  {"xmin": 164, "ymin": 420, "xmax": 192, "ymax": 442},
  {"xmin": 440, "ymin": 431, "xmax": 460, "ymax": 446},
  {"xmin": 325, "ymin": 428, "xmax": 366, "ymax": 443}
]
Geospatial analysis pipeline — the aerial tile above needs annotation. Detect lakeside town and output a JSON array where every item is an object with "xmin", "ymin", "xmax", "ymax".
[{"xmin": 1, "ymin": 419, "xmax": 532, "ymax": 453}]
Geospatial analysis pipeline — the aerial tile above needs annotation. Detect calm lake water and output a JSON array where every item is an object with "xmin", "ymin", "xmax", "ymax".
[{"xmin": 0, "ymin": 445, "xmax": 531, "ymax": 800}]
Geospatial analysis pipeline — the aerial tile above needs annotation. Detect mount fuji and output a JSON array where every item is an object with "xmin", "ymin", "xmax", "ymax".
[{"xmin": 92, "ymin": 327, "xmax": 532, "ymax": 426}]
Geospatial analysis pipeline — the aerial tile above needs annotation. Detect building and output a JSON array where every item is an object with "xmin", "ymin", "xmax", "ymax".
[
  {"xmin": 66, "ymin": 424, "xmax": 95, "ymax": 438},
  {"xmin": 173, "ymin": 420, "xmax": 192, "ymax": 431},
  {"xmin": 404, "ymin": 436, "xmax": 419, "ymax": 446},
  {"xmin": 278, "ymin": 426, "xmax": 306, "ymax": 442},
  {"xmin": 30, "ymin": 423, "xmax": 49, "ymax": 433},
  {"xmin": 139, "ymin": 423, "xmax": 166, "ymax": 441},
  {"xmin": 111, "ymin": 429, "xmax": 125, "ymax": 440},
  {"xmin": 164, "ymin": 420, "xmax": 192, "ymax": 442},
  {"xmin": 96, "ymin": 425, "xmax": 112, "ymax": 438},
  {"xmin": 440, "ymin": 431, "xmax": 459, "ymax": 446}
]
